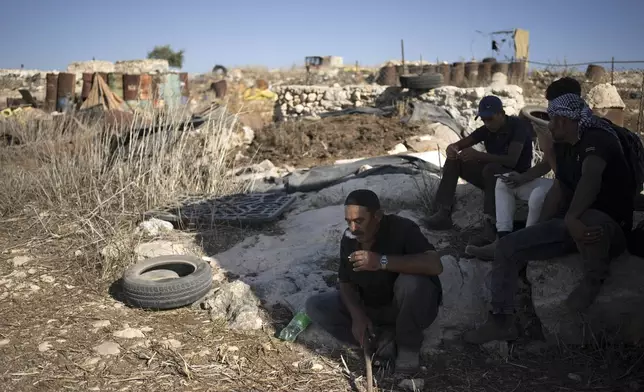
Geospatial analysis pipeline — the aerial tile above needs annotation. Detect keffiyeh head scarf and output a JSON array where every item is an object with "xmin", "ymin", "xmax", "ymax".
[{"xmin": 546, "ymin": 93, "xmax": 618, "ymax": 140}]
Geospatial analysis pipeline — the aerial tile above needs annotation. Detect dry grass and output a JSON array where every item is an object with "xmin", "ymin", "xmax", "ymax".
[{"xmin": 0, "ymin": 107, "xmax": 245, "ymax": 282}]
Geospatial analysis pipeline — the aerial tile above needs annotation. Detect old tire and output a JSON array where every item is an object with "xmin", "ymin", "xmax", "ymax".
[
  {"xmin": 520, "ymin": 106, "xmax": 549, "ymax": 129},
  {"xmin": 121, "ymin": 255, "xmax": 213, "ymax": 310},
  {"xmin": 399, "ymin": 73, "xmax": 443, "ymax": 90}
]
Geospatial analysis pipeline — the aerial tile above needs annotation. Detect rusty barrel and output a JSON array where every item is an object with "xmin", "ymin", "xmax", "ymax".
[
  {"xmin": 211, "ymin": 80, "xmax": 227, "ymax": 98},
  {"xmin": 478, "ymin": 62, "xmax": 493, "ymax": 84},
  {"xmin": 508, "ymin": 61, "xmax": 526, "ymax": 84},
  {"xmin": 81, "ymin": 73, "xmax": 93, "ymax": 100},
  {"xmin": 465, "ymin": 61, "xmax": 479, "ymax": 84},
  {"xmin": 491, "ymin": 62, "xmax": 509, "ymax": 76},
  {"xmin": 438, "ymin": 64, "xmax": 451, "ymax": 85},
  {"xmin": 45, "ymin": 73, "xmax": 58, "ymax": 112},
  {"xmin": 97, "ymin": 72, "xmax": 108, "ymax": 85},
  {"xmin": 377, "ymin": 66, "xmax": 397, "ymax": 86},
  {"xmin": 450, "ymin": 62, "xmax": 465, "ymax": 86},
  {"xmin": 407, "ymin": 65, "xmax": 422, "ymax": 74},
  {"xmin": 122, "ymin": 74, "xmax": 140, "ymax": 101},
  {"xmin": 108, "ymin": 73, "xmax": 124, "ymax": 99},
  {"xmin": 56, "ymin": 72, "xmax": 75, "ymax": 111},
  {"xmin": 179, "ymin": 72, "xmax": 189, "ymax": 97},
  {"xmin": 139, "ymin": 74, "xmax": 152, "ymax": 100},
  {"xmin": 422, "ymin": 64, "xmax": 437, "ymax": 74},
  {"xmin": 585, "ymin": 64, "xmax": 606, "ymax": 83}
]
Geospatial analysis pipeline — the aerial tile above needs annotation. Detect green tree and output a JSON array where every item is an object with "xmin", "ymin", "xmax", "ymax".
[{"xmin": 147, "ymin": 45, "xmax": 185, "ymax": 68}]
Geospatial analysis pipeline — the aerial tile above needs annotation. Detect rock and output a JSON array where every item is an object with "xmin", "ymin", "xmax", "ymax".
[
  {"xmin": 242, "ymin": 126, "xmax": 255, "ymax": 145},
  {"xmin": 387, "ymin": 143, "xmax": 408, "ymax": 155},
  {"xmin": 405, "ymin": 134, "xmax": 436, "ymax": 152},
  {"xmin": 202, "ymin": 281, "xmax": 263, "ymax": 330},
  {"xmin": 92, "ymin": 320, "xmax": 111, "ymax": 329},
  {"xmin": 311, "ymin": 363, "xmax": 324, "ymax": 371},
  {"xmin": 137, "ymin": 218, "xmax": 174, "ymax": 236},
  {"xmin": 40, "ymin": 275, "xmax": 55, "ymax": 284},
  {"xmin": 134, "ymin": 240, "xmax": 192, "ymax": 260},
  {"xmin": 284, "ymin": 92, "xmax": 293, "ymax": 101},
  {"xmin": 161, "ymin": 339, "xmax": 182, "ymax": 349},
  {"xmin": 113, "ymin": 327, "xmax": 145, "ymax": 339},
  {"xmin": 528, "ymin": 253, "xmax": 644, "ymax": 344},
  {"xmin": 295, "ymin": 104, "xmax": 304, "ymax": 114},
  {"xmin": 568, "ymin": 373, "xmax": 582, "ymax": 382},
  {"xmin": 586, "ymin": 83, "xmax": 625, "ymax": 109},
  {"xmin": 307, "ymin": 93, "xmax": 317, "ymax": 102},
  {"xmin": 0, "ymin": 339, "xmax": 10, "ymax": 347},
  {"xmin": 38, "ymin": 342, "xmax": 52, "ymax": 352},
  {"xmin": 11, "ymin": 255, "xmax": 31, "ymax": 267},
  {"xmin": 83, "ymin": 357, "xmax": 101, "ymax": 367},
  {"xmin": 93, "ymin": 341, "xmax": 121, "ymax": 356},
  {"xmin": 399, "ymin": 378, "xmax": 424, "ymax": 391}
]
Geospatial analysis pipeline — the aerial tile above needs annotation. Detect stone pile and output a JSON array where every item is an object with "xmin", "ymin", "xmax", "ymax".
[
  {"xmin": 274, "ymin": 84, "xmax": 387, "ymax": 118},
  {"xmin": 419, "ymin": 81, "xmax": 525, "ymax": 134}
]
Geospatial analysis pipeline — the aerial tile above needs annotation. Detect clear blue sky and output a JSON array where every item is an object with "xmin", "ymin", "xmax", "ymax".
[{"xmin": 1, "ymin": 0, "xmax": 643, "ymax": 73}]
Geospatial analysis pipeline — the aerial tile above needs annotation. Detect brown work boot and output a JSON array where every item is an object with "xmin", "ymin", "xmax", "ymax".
[
  {"xmin": 424, "ymin": 208, "xmax": 453, "ymax": 230},
  {"xmin": 565, "ymin": 276, "xmax": 604, "ymax": 313},
  {"xmin": 465, "ymin": 239, "xmax": 497, "ymax": 261},
  {"xmin": 467, "ymin": 217, "xmax": 497, "ymax": 246},
  {"xmin": 395, "ymin": 347, "xmax": 420, "ymax": 375},
  {"xmin": 463, "ymin": 312, "xmax": 518, "ymax": 345}
]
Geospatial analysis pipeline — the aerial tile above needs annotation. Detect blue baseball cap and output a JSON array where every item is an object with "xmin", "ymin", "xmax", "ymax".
[{"xmin": 476, "ymin": 96, "xmax": 504, "ymax": 119}]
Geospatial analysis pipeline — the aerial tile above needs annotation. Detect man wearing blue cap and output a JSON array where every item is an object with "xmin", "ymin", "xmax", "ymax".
[{"xmin": 424, "ymin": 96, "xmax": 534, "ymax": 242}]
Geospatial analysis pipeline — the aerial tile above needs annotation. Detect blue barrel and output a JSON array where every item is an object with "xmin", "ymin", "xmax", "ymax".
[{"xmin": 161, "ymin": 73, "xmax": 181, "ymax": 110}]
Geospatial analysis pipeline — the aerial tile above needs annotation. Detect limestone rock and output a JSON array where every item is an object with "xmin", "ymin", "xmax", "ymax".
[
  {"xmin": 11, "ymin": 256, "xmax": 31, "ymax": 267},
  {"xmin": 387, "ymin": 143, "xmax": 408, "ymax": 155},
  {"xmin": 586, "ymin": 83, "xmax": 625, "ymax": 109},
  {"xmin": 138, "ymin": 218, "xmax": 174, "ymax": 236},
  {"xmin": 113, "ymin": 327, "xmax": 145, "ymax": 339},
  {"xmin": 202, "ymin": 281, "xmax": 263, "ymax": 330},
  {"xmin": 93, "ymin": 341, "xmax": 121, "ymax": 356},
  {"xmin": 134, "ymin": 240, "xmax": 192, "ymax": 260}
]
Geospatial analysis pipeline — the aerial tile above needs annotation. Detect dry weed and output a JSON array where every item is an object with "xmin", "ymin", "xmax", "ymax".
[{"xmin": 0, "ymin": 106, "xmax": 245, "ymax": 282}]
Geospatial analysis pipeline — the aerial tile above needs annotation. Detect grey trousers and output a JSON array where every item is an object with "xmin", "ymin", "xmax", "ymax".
[
  {"xmin": 491, "ymin": 209, "xmax": 627, "ymax": 314},
  {"xmin": 305, "ymin": 274, "xmax": 441, "ymax": 350}
]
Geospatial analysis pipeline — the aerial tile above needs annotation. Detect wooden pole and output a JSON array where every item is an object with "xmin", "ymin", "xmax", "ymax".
[
  {"xmin": 611, "ymin": 57, "xmax": 615, "ymax": 85},
  {"xmin": 401, "ymin": 39, "xmax": 406, "ymax": 75}
]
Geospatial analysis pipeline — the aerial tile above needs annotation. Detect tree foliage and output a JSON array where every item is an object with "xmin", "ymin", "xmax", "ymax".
[{"xmin": 147, "ymin": 45, "xmax": 185, "ymax": 68}]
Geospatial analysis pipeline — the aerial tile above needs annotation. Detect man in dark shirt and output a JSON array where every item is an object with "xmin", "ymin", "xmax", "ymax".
[
  {"xmin": 425, "ymin": 96, "xmax": 533, "ymax": 243},
  {"xmin": 305, "ymin": 189, "xmax": 443, "ymax": 374},
  {"xmin": 463, "ymin": 89, "xmax": 634, "ymax": 345}
]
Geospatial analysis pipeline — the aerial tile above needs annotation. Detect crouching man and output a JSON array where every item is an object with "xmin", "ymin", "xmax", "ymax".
[
  {"xmin": 305, "ymin": 189, "xmax": 443, "ymax": 374},
  {"xmin": 463, "ymin": 91, "xmax": 635, "ymax": 344}
]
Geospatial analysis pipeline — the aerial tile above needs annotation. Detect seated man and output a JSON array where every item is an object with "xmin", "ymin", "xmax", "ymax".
[
  {"xmin": 306, "ymin": 189, "xmax": 443, "ymax": 374},
  {"xmin": 464, "ymin": 77, "xmax": 585, "ymax": 260},
  {"xmin": 463, "ymin": 88, "xmax": 635, "ymax": 345},
  {"xmin": 424, "ymin": 96, "xmax": 534, "ymax": 244}
]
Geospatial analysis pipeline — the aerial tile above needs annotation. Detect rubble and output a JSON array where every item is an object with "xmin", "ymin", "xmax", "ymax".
[
  {"xmin": 274, "ymin": 85, "xmax": 387, "ymax": 118},
  {"xmin": 586, "ymin": 83, "xmax": 626, "ymax": 109},
  {"xmin": 201, "ymin": 280, "xmax": 264, "ymax": 330}
]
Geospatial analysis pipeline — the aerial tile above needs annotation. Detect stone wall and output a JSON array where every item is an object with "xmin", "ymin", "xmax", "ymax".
[
  {"xmin": 67, "ymin": 59, "xmax": 169, "ymax": 75},
  {"xmin": 273, "ymin": 84, "xmax": 387, "ymax": 118}
]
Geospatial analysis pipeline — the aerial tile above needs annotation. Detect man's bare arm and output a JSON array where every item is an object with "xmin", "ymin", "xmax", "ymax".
[
  {"xmin": 565, "ymin": 155, "xmax": 606, "ymax": 220},
  {"xmin": 384, "ymin": 251, "xmax": 443, "ymax": 276},
  {"xmin": 339, "ymin": 283, "xmax": 366, "ymax": 320},
  {"xmin": 539, "ymin": 179, "xmax": 563, "ymax": 222},
  {"xmin": 477, "ymin": 141, "xmax": 524, "ymax": 168},
  {"xmin": 452, "ymin": 134, "xmax": 480, "ymax": 151},
  {"xmin": 521, "ymin": 160, "xmax": 552, "ymax": 181}
]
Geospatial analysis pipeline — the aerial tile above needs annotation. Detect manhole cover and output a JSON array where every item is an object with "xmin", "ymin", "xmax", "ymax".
[{"xmin": 147, "ymin": 193, "xmax": 296, "ymax": 226}]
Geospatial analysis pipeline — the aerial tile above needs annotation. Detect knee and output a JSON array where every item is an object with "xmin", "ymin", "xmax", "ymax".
[
  {"xmin": 394, "ymin": 274, "xmax": 436, "ymax": 297},
  {"xmin": 578, "ymin": 209, "xmax": 613, "ymax": 228},
  {"xmin": 482, "ymin": 163, "xmax": 504, "ymax": 180},
  {"xmin": 495, "ymin": 178, "xmax": 511, "ymax": 194},
  {"xmin": 528, "ymin": 190, "xmax": 547, "ymax": 210}
]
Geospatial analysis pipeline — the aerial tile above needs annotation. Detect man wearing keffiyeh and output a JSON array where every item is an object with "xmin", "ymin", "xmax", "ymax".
[{"xmin": 463, "ymin": 82, "xmax": 635, "ymax": 345}]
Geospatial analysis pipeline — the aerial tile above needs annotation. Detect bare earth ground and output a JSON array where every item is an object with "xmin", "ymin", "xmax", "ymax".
[{"xmin": 1, "ymin": 81, "xmax": 644, "ymax": 392}]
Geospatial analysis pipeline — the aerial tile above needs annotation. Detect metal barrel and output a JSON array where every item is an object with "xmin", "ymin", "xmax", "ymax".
[
  {"xmin": 407, "ymin": 65, "xmax": 422, "ymax": 74},
  {"xmin": 45, "ymin": 73, "xmax": 58, "ymax": 112},
  {"xmin": 438, "ymin": 64, "xmax": 451, "ymax": 85},
  {"xmin": 491, "ymin": 62, "xmax": 509, "ymax": 76},
  {"xmin": 465, "ymin": 61, "xmax": 479, "ymax": 84},
  {"xmin": 108, "ymin": 73, "xmax": 124, "ymax": 99},
  {"xmin": 162, "ymin": 73, "xmax": 181, "ymax": 110},
  {"xmin": 508, "ymin": 61, "xmax": 526, "ymax": 84},
  {"xmin": 81, "ymin": 73, "xmax": 93, "ymax": 100},
  {"xmin": 377, "ymin": 66, "xmax": 398, "ymax": 86},
  {"xmin": 422, "ymin": 64, "xmax": 437, "ymax": 74},
  {"xmin": 122, "ymin": 74, "xmax": 140, "ymax": 101},
  {"xmin": 179, "ymin": 72, "xmax": 189, "ymax": 97},
  {"xmin": 478, "ymin": 62, "xmax": 493, "ymax": 84},
  {"xmin": 585, "ymin": 64, "xmax": 606, "ymax": 83},
  {"xmin": 139, "ymin": 74, "xmax": 152, "ymax": 100},
  {"xmin": 56, "ymin": 72, "xmax": 75, "ymax": 99},
  {"xmin": 450, "ymin": 62, "xmax": 465, "ymax": 86},
  {"xmin": 152, "ymin": 74, "xmax": 165, "ymax": 107},
  {"xmin": 97, "ymin": 72, "xmax": 108, "ymax": 85}
]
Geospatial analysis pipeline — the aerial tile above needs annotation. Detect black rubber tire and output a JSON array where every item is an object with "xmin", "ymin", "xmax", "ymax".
[
  {"xmin": 399, "ymin": 73, "xmax": 443, "ymax": 90},
  {"xmin": 482, "ymin": 57, "xmax": 497, "ymax": 63},
  {"xmin": 121, "ymin": 255, "xmax": 213, "ymax": 310},
  {"xmin": 520, "ymin": 105, "xmax": 549, "ymax": 129}
]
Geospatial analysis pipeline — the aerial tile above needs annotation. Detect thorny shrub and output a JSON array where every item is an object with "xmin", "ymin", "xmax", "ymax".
[{"xmin": 0, "ymin": 107, "xmax": 246, "ymax": 281}]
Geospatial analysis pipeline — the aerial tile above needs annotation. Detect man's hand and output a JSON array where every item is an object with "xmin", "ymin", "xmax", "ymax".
[
  {"xmin": 349, "ymin": 251, "xmax": 381, "ymax": 272},
  {"xmin": 351, "ymin": 312, "xmax": 374, "ymax": 347},
  {"xmin": 459, "ymin": 147, "xmax": 482, "ymax": 162},
  {"xmin": 446, "ymin": 143, "xmax": 459, "ymax": 160},
  {"xmin": 502, "ymin": 172, "xmax": 528, "ymax": 189},
  {"xmin": 565, "ymin": 216, "xmax": 604, "ymax": 244}
]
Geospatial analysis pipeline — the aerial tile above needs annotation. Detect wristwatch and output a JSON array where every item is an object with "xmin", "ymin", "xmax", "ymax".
[{"xmin": 380, "ymin": 255, "xmax": 389, "ymax": 270}]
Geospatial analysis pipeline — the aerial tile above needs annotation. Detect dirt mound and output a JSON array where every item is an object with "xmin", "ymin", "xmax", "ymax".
[{"xmin": 250, "ymin": 115, "xmax": 419, "ymax": 167}]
